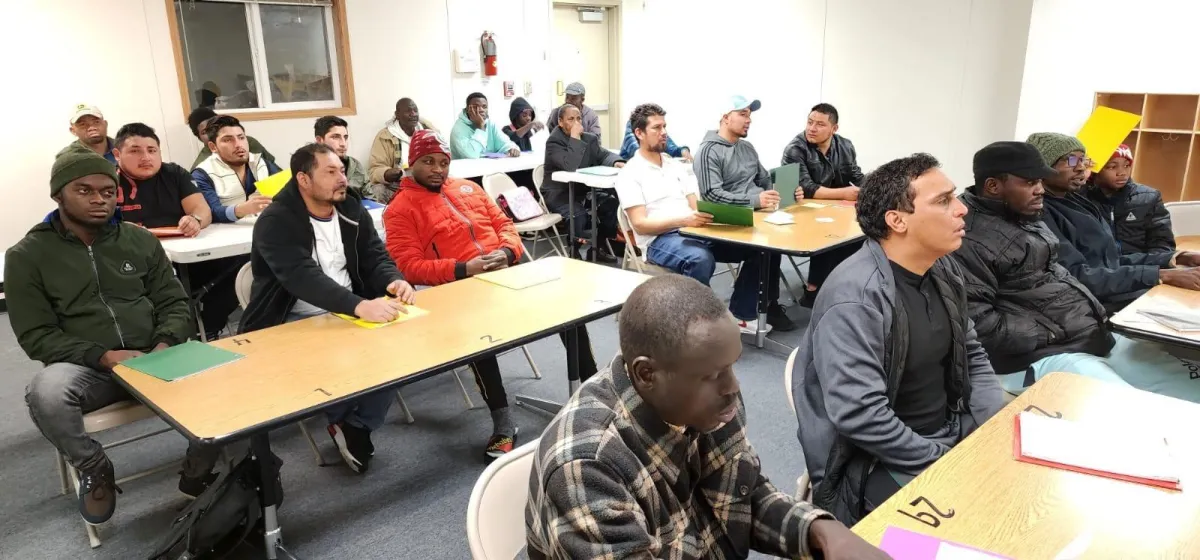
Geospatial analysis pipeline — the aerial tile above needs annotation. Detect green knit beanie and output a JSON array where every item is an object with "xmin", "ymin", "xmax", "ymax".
[
  {"xmin": 50, "ymin": 147, "xmax": 117, "ymax": 197},
  {"xmin": 1025, "ymin": 132, "xmax": 1087, "ymax": 166}
]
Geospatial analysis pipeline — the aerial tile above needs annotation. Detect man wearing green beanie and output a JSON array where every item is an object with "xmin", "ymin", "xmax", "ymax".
[
  {"xmin": 1028, "ymin": 132, "xmax": 1200, "ymax": 313},
  {"xmin": 5, "ymin": 150, "xmax": 216, "ymax": 526}
]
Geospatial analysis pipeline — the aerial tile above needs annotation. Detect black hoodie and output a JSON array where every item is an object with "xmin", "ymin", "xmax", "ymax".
[{"xmin": 502, "ymin": 97, "xmax": 535, "ymax": 151}]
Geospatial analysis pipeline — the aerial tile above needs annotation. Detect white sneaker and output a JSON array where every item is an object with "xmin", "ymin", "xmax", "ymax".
[{"xmin": 735, "ymin": 317, "xmax": 773, "ymax": 335}]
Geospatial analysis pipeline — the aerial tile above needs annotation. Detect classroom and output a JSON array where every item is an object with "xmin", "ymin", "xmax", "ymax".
[{"xmin": 3, "ymin": 0, "xmax": 1200, "ymax": 558}]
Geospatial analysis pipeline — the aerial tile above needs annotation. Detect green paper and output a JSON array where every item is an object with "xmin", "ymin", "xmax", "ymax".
[
  {"xmin": 121, "ymin": 341, "xmax": 245, "ymax": 382},
  {"xmin": 576, "ymin": 166, "xmax": 620, "ymax": 177},
  {"xmin": 696, "ymin": 200, "xmax": 754, "ymax": 226},
  {"xmin": 773, "ymin": 163, "xmax": 801, "ymax": 207}
]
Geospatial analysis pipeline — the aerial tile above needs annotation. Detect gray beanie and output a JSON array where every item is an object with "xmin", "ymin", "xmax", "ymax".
[{"xmin": 1025, "ymin": 132, "xmax": 1086, "ymax": 166}]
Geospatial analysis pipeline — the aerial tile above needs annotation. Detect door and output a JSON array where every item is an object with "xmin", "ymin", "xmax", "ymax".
[{"xmin": 550, "ymin": 4, "xmax": 616, "ymax": 148}]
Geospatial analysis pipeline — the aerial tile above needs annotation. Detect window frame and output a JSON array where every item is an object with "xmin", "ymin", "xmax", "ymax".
[{"xmin": 165, "ymin": 0, "xmax": 357, "ymax": 121}]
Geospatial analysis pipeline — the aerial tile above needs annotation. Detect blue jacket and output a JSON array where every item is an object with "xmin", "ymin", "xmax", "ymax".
[{"xmin": 618, "ymin": 121, "xmax": 687, "ymax": 160}]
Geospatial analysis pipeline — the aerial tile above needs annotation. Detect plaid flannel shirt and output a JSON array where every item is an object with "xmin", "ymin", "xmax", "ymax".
[{"xmin": 525, "ymin": 355, "xmax": 832, "ymax": 559}]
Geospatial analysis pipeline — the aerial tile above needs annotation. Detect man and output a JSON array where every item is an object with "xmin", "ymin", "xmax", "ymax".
[
  {"xmin": 545, "ymin": 82, "xmax": 602, "ymax": 141},
  {"xmin": 781, "ymin": 103, "xmax": 868, "ymax": 304},
  {"xmin": 1087, "ymin": 144, "xmax": 1176, "ymax": 256},
  {"xmin": 526, "ymin": 274, "xmax": 888, "ymax": 560},
  {"xmin": 501, "ymin": 97, "xmax": 544, "ymax": 152},
  {"xmin": 193, "ymin": 115, "xmax": 282, "ymax": 223},
  {"xmin": 186, "ymin": 107, "xmax": 276, "ymax": 170},
  {"xmin": 693, "ymin": 96, "xmax": 793, "ymax": 330},
  {"xmin": 58, "ymin": 104, "xmax": 116, "ymax": 164},
  {"xmin": 543, "ymin": 104, "xmax": 623, "ymax": 262},
  {"xmin": 792, "ymin": 153, "xmax": 1005, "ymax": 524},
  {"xmin": 112, "ymin": 123, "xmax": 211, "ymax": 234},
  {"xmin": 954, "ymin": 141, "xmax": 1200, "ymax": 403},
  {"xmin": 240, "ymin": 143, "xmax": 415, "ymax": 473},
  {"xmin": 1028, "ymin": 132, "xmax": 1200, "ymax": 313},
  {"xmin": 617, "ymin": 103, "xmax": 771, "ymax": 335},
  {"xmin": 7, "ymin": 150, "xmax": 211, "ymax": 526},
  {"xmin": 385, "ymin": 130, "xmax": 599, "ymax": 458},
  {"xmin": 619, "ymin": 117, "xmax": 690, "ymax": 161},
  {"xmin": 449, "ymin": 93, "xmax": 519, "ymax": 159},
  {"xmin": 367, "ymin": 97, "xmax": 439, "ymax": 202},
  {"xmin": 314, "ymin": 115, "xmax": 369, "ymax": 200}
]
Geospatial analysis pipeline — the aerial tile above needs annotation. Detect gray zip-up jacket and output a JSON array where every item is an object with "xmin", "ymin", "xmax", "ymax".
[
  {"xmin": 791, "ymin": 239, "xmax": 1005, "ymax": 524},
  {"xmin": 693, "ymin": 131, "xmax": 773, "ymax": 209}
]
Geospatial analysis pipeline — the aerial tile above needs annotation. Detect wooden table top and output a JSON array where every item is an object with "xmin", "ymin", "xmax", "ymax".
[
  {"xmin": 1109, "ymin": 283, "xmax": 1200, "ymax": 348},
  {"xmin": 1178, "ymin": 235, "xmax": 1200, "ymax": 253},
  {"xmin": 680, "ymin": 202, "xmax": 864, "ymax": 256},
  {"xmin": 851, "ymin": 372, "xmax": 1200, "ymax": 559},
  {"xmin": 114, "ymin": 257, "xmax": 648, "ymax": 442}
]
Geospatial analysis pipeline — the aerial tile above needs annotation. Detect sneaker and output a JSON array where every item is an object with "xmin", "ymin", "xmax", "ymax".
[
  {"xmin": 586, "ymin": 246, "xmax": 618, "ymax": 264},
  {"xmin": 77, "ymin": 461, "xmax": 121, "ymax": 525},
  {"xmin": 735, "ymin": 317, "xmax": 773, "ymax": 336},
  {"xmin": 178, "ymin": 470, "xmax": 219, "ymax": 499},
  {"xmin": 328, "ymin": 422, "xmax": 372, "ymax": 473},
  {"xmin": 484, "ymin": 427, "xmax": 519, "ymax": 460},
  {"xmin": 767, "ymin": 303, "xmax": 797, "ymax": 332},
  {"xmin": 800, "ymin": 288, "xmax": 819, "ymax": 309}
]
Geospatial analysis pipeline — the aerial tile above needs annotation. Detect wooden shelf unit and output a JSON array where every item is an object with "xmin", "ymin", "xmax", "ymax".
[{"xmin": 1094, "ymin": 92, "xmax": 1200, "ymax": 202}]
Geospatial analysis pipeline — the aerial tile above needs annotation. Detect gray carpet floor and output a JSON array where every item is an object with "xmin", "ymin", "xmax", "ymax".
[{"xmin": 0, "ymin": 263, "xmax": 816, "ymax": 559}]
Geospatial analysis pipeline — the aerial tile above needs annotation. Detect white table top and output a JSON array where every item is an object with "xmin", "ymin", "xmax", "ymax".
[
  {"xmin": 551, "ymin": 170, "xmax": 618, "ymax": 189},
  {"xmin": 449, "ymin": 151, "xmax": 543, "ymax": 179},
  {"xmin": 161, "ymin": 208, "xmax": 385, "ymax": 264}
]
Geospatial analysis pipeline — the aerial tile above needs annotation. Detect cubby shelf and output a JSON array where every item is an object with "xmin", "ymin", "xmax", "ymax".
[{"xmin": 1095, "ymin": 92, "xmax": 1200, "ymax": 202}]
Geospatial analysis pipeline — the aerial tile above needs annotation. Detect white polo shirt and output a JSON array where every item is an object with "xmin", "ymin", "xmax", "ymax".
[{"xmin": 614, "ymin": 151, "xmax": 699, "ymax": 260}]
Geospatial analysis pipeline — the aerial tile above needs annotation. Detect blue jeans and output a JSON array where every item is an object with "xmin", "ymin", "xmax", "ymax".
[
  {"xmin": 1001, "ymin": 334, "xmax": 1200, "ymax": 404},
  {"xmin": 287, "ymin": 311, "xmax": 393, "ymax": 431},
  {"xmin": 646, "ymin": 231, "xmax": 775, "ymax": 320}
]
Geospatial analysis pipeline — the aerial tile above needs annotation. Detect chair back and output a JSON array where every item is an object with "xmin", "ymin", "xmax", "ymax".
[
  {"xmin": 466, "ymin": 441, "xmax": 537, "ymax": 560},
  {"xmin": 616, "ymin": 209, "xmax": 645, "ymax": 273},
  {"xmin": 532, "ymin": 164, "xmax": 546, "ymax": 190},
  {"xmin": 1166, "ymin": 201, "xmax": 1200, "ymax": 237},
  {"xmin": 482, "ymin": 173, "xmax": 520, "ymax": 202},
  {"xmin": 783, "ymin": 347, "xmax": 811, "ymax": 499},
  {"xmin": 234, "ymin": 262, "xmax": 253, "ymax": 309}
]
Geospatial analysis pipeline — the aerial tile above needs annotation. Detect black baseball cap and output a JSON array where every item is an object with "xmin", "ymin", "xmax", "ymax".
[{"xmin": 973, "ymin": 141, "xmax": 1057, "ymax": 186}]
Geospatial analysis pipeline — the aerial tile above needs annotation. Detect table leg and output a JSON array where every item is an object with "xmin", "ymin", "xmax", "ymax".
[
  {"xmin": 589, "ymin": 189, "xmax": 599, "ymax": 263},
  {"xmin": 756, "ymin": 250, "xmax": 769, "ymax": 348},
  {"xmin": 251, "ymin": 432, "xmax": 297, "ymax": 560},
  {"xmin": 176, "ymin": 263, "xmax": 206, "ymax": 342},
  {"xmin": 514, "ymin": 327, "xmax": 581, "ymax": 417},
  {"xmin": 567, "ymin": 183, "xmax": 577, "ymax": 260}
]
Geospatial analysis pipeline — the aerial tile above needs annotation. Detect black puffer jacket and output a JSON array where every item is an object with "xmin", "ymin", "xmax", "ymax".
[
  {"xmin": 952, "ymin": 188, "xmax": 1114, "ymax": 375},
  {"xmin": 780, "ymin": 133, "xmax": 865, "ymax": 198},
  {"xmin": 1086, "ymin": 180, "xmax": 1176, "ymax": 256}
]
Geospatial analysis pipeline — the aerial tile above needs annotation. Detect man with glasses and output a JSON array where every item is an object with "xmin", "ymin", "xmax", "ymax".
[{"xmin": 1029, "ymin": 132, "xmax": 1200, "ymax": 313}]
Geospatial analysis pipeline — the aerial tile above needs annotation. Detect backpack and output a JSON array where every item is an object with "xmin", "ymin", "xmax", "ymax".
[
  {"xmin": 497, "ymin": 188, "xmax": 545, "ymax": 222},
  {"xmin": 148, "ymin": 450, "xmax": 283, "ymax": 560}
]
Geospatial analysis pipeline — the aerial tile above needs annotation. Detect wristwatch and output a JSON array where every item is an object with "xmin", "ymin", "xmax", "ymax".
[{"xmin": 188, "ymin": 214, "xmax": 203, "ymax": 225}]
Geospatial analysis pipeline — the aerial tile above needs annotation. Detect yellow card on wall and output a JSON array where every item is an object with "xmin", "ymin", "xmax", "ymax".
[
  {"xmin": 1076, "ymin": 107, "xmax": 1141, "ymax": 172},
  {"xmin": 254, "ymin": 169, "xmax": 293, "ymax": 198},
  {"xmin": 334, "ymin": 305, "xmax": 429, "ymax": 329}
]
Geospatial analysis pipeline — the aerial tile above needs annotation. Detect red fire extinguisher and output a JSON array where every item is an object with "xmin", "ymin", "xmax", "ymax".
[{"xmin": 481, "ymin": 31, "xmax": 498, "ymax": 77}]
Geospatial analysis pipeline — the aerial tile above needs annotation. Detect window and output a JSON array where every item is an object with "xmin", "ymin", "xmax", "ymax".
[{"xmin": 167, "ymin": 0, "xmax": 355, "ymax": 120}]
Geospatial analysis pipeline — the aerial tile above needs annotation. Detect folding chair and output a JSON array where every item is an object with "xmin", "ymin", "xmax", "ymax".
[
  {"xmin": 466, "ymin": 441, "xmax": 538, "ymax": 559},
  {"xmin": 482, "ymin": 172, "xmax": 566, "ymax": 261},
  {"xmin": 783, "ymin": 347, "xmax": 811, "ymax": 501}
]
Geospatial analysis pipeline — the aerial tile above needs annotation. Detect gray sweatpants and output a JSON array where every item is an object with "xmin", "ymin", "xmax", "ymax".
[{"xmin": 26, "ymin": 362, "xmax": 217, "ymax": 477}]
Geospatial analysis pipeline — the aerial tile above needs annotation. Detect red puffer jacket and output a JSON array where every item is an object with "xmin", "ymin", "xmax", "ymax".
[{"xmin": 384, "ymin": 176, "xmax": 525, "ymax": 286}]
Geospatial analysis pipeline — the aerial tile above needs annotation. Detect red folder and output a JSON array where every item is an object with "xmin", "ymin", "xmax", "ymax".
[
  {"xmin": 1013, "ymin": 413, "xmax": 1181, "ymax": 490},
  {"xmin": 148, "ymin": 227, "xmax": 185, "ymax": 238}
]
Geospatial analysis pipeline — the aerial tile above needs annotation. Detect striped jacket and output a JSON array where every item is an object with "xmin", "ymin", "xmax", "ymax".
[
  {"xmin": 693, "ymin": 130, "xmax": 773, "ymax": 209},
  {"xmin": 526, "ymin": 355, "xmax": 832, "ymax": 559}
]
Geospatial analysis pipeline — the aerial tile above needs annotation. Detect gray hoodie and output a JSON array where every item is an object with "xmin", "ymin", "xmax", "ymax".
[
  {"xmin": 791, "ymin": 239, "xmax": 1004, "ymax": 523},
  {"xmin": 693, "ymin": 130, "xmax": 773, "ymax": 208}
]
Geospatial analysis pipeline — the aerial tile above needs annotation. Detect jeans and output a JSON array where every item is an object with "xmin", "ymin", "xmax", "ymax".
[
  {"xmin": 546, "ymin": 189, "xmax": 619, "ymax": 242},
  {"xmin": 1001, "ymin": 334, "xmax": 1200, "ymax": 403},
  {"xmin": 286, "ymin": 311, "xmax": 393, "ymax": 431},
  {"xmin": 469, "ymin": 326, "xmax": 598, "ymax": 411},
  {"xmin": 646, "ymin": 231, "xmax": 780, "ymax": 320}
]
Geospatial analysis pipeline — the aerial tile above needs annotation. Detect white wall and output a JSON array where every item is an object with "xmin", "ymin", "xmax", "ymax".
[{"xmin": 1016, "ymin": 0, "xmax": 1200, "ymax": 140}]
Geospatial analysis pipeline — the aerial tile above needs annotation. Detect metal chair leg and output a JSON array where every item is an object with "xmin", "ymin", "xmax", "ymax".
[
  {"xmin": 788, "ymin": 256, "xmax": 809, "ymax": 285},
  {"xmin": 780, "ymin": 274, "xmax": 799, "ymax": 305},
  {"xmin": 67, "ymin": 465, "xmax": 102, "ymax": 548},
  {"xmin": 394, "ymin": 391, "xmax": 415, "ymax": 424},
  {"xmin": 521, "ymin": 345, "xmax": 543, "ymax": 379},
  {"xmin": 453, "ymin": 368, "xmax": 477, "ymax": 409},
  {"xmin": 56, "ymin": 452, "xmax": 70, "ymax": 496},
  {"xmin": 296, "ymin": 420, "xmax": 326, "ymax": 466},
  {"xmin": 548, "ymin": 224, "xmax": 567, "ymax": 257}
]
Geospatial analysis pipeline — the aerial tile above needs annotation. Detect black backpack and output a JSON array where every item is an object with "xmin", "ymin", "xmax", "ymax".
[{"xmin": 149, "ymin": 450, "xmax": 283, "ymax": 560}]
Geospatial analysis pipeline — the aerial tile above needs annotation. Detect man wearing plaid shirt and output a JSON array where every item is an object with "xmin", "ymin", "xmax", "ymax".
[{"xmin": 525, "ymin": 275, "xmax": 887, "ymax": 559}]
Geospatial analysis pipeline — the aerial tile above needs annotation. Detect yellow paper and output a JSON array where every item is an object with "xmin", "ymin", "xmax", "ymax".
[
  {"xmin": 334, "ymin": 305, "xmax": 428, "ymax": 329},
  {"xmin": 1076, "ymin": 107, "xmax": 1141, "ymax": 172},
  {"xmin": 254, "ymin": 169, "xmax": 293, "ymax": 198},
  {"xmin": 475, "ymin": 264, "xmax": 562, "ymax": 290}
]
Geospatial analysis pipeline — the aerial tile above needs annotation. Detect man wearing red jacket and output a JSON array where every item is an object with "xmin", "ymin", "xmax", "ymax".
[{"xmin": 384, "ymin": 130, "xmax": 598, "ymax": 459}]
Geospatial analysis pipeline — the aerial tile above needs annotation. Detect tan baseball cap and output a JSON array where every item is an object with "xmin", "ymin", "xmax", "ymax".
[{"xmin": 69, "ymin": 104, "xmax": 104, "ymax": 124}]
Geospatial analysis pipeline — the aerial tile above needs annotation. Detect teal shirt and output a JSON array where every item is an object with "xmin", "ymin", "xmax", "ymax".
[{"xmin": 449, "ymin": 110, "xmax": 517, "ymax": 159}]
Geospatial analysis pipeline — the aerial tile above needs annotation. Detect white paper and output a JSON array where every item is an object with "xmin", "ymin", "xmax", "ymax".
[
  {"xmin": 937, "ymin": 542, "xmax": 1006, "ymax": 560},
  {"xmin": 801, "ymin": 202, "xmax": 827, "ymax": 208},
  {"xmin": 815, "ymin": 217, "xmax": 834, "ymax": 223},
  {"xmin": 1019, "ymin": 412, "xmax": 1179, "ymax": 483},
  {"xmin": 764, "ymin": 211, "xmax": 795, "ymax": 225}
]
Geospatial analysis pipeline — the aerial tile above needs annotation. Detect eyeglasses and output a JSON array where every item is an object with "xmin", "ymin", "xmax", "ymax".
[{"xmin": 1059, "ymin": 155, "xmax": 1092, "ymax": 168}]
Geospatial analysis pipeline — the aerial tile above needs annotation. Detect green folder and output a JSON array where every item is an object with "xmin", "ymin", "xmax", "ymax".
[
  {"xmin": 696, "ymin": 200, "xmax": 754, "ymax": 226},
  {"xmin": 121, "ymin": 341, "xmax": 245, "ymax": 382},
  {"xmin": 773, "ymin": 163, "xmax": 801, "ymax": 207},
  {"xmin": 577, "ymin": 166, "xmax": 620, "ymax": 177}
]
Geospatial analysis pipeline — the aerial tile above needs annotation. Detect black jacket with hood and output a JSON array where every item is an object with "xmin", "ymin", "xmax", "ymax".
[
  {"xmin": 781, "ymin": 133, "xmax": 865, "ymax": 199},
  {"xmin": 502, "ymin": 97, "xmax": 536, "ymax": 152},
  {"xmin": 239, "ymin": 179, "xmax": 404, "ymax": 333},
  {"xmin": 1085, "ymin": 180, "xmax": 1176, "ymax": 257}
]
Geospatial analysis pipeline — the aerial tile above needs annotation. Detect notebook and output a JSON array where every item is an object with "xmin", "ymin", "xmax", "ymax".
[
  {"xmin": 880, "ymin": 526, "xmax": 1010, "ymax": 560},
  {"xmin": 696, "ymin": 201, "xmax": 754, "ymax": 226},
  {"xmin": 576, "ymin": 166, "xmax": 621, "ymax": 177},
  {"xmin": 121, "ymin": 341, "xmax": 244, "ymax": 382},
  {"xmin": 1014, "ymin": 411, "xmax": 1181, "ymax": 489},
  {"xmin": 772, "ymin": 163, "xmax": 801, "ymax": 207},
  {"xmin": 1136, "ymin": 308, "xmax": 1200, "ymax": 333},
  {"xmin": 483, "ymin": 152, "xmax": 511, "ymax": 159},
  {"xmin": 334, "ymin": 304, "xmax": 428, "ymax": 329}
]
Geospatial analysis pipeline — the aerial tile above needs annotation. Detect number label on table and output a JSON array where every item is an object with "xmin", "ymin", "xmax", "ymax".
[
  {"xmin": 480, "ymin": 334, "xmax": 503, "ymax": 344},
  {"xmin": 896, "ymin": 496, "xmax": 955, "ymax": 528},
  {"xmin": 1023, "ymin": 404, "xmax": 1062, "ymax": 418},
  {"xmin": 231, "ymin": 338, "xmax": 252, "ymax": 346}
]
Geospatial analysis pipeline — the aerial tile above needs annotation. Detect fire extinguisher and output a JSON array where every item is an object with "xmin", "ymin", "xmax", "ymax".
[{"xmin": 481, "ymin": 31, "xmax": 498, "ymax": 77}]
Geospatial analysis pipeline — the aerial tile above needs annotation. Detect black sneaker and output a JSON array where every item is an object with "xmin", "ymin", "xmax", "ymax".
[
  {"xmin": 328, "ymin": 422, "xmax": 372, "ymax": 473},
  {"xmin": 77, "ymin": 461, "xmax": 121, "ymax": 525},
  {"xmin": 586, "ymin": 246, "xmax": 618, "ymax": 264},
  {"xmin": 767, "ymin": 303, "xmax": 797, "ymax": 331},
  {"xmin": 178, "ymin": 470, "xmax": 219, "ymax": 498},
  {"xmin": 800, "ymin": 288, "xmax": 819, "ymax": 309}
]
